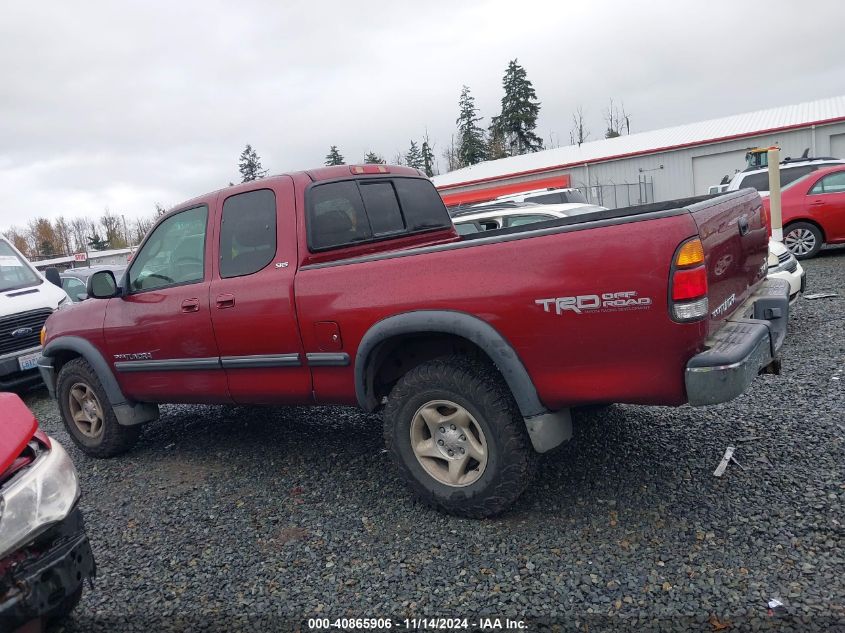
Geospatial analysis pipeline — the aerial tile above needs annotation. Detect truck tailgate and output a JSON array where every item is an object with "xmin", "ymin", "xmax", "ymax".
[{"xmin": 687, "ymin": 190, "xmax": 769, "ymax": 334}]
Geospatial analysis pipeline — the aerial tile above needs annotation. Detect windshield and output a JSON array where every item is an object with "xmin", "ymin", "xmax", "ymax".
[{"xmin": 0, "ymin": 240, "xmax": 42, "ymax": 292}]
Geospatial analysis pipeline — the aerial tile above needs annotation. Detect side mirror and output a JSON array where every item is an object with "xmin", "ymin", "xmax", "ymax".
[
  {"xmin": 86, "ymin": 270, "xmax": 119, "ymax": 299},
  {"xmin": 45, "ymin": 267, "xmax": 62, "ymax": 288},
  {"xmin": 75, "ymin": 291, "xmax": 88, "ymax": 302}
]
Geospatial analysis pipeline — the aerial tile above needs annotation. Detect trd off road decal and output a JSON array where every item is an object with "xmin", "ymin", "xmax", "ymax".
[{"xmin": 535, "ymin": 291, "xmax": 653, "ymax": 315}]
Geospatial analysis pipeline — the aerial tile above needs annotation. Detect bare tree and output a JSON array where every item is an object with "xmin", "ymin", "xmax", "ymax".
[
  {"xmin": 69, "ymin": 217, "xmax": 92, "ymax": 253},
  {"xmin": 442, "ymin": 134, "xmax": 462, "ymax": 173},
  {"xmin": 603, "ymin": 98, "xmax": 631, "ymax": 139},
  {"xmin": 133, "ymin": 216, "xmax": 154, "ymax": 244},
  {"xmin": 100, "ymin": 209, "xmax": 125, "ymax": 249},
  {"xmin": 53, "ymin": 216, "xmax": 72, "ymax": 255},
  {"xmin": 569, "ymin": 106, "xmax": 590, "ymax": 146}
]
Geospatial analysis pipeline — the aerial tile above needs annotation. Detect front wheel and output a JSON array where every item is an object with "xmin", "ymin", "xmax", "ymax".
[
  {"xmin": 784, "ymin": 222, "xmax": 823, "ymax": 260},
  {"xmin": 383, "ymin": 356, "xmax": 537, "ymax": 518},
  {"xmin": 56, "ymin": 358, "xmax": 141, "ymax": 458}
]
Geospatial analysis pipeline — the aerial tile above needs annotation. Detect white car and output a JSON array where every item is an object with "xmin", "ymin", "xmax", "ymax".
[
  {"xmin": 1, "ymin": 237, "xmax": 70, "ymax": 390},
  {"xmin": 472, "ymin": 187, "xmax": 591, "ymax": 207},
  {"xmin": 451, "ymin": 203, "xmax": 607, "ymax": 235},
  {"xmin": 727, "ymin": 156, "xmax": 845, "ymax": 195},
  {"xmin": 767, "ymin": 239, "xmax": 805, "ymax": 304}
]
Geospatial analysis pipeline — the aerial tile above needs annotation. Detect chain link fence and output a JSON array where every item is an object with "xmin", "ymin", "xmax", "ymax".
[{"xmin": 575, "ymin": 177, "xmax": 654, "ymax": 209}]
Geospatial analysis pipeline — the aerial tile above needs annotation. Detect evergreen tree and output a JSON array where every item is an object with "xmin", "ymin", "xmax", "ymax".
[
  {"xmin": 421, "ymin": 140, "xmax": 436, "ymax": 177},
  {"xmin": 325, "ymin": 145, "xmax": 345, "ymax": 166},
  {"xmin": 456, "ymin": 85, "xmax": 487, "ymax": 167},
  {"xmin": 238, "ymin": 144, "xmax": 268, "ymax": 182},
  {"xmin": 490, "ymin": 59, "xmax": 543, "ymax": 156},
  {"xmin": 363, "ymin": 151, "xmax": 386, "ymax": 164},
  {"xmin": 486, "ymin": 125, "xmax": 508, "ymax": 160},
  {"xmin": 404, "ymin": 141, "xmax": 424, "ymax": 170},
  {"xmin": 87, "ymin": 232, "xmax": 109, "ymax": 251}
]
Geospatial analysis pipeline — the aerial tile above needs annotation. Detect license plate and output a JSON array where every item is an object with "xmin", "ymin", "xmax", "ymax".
[{"xmin": 18, "ymin": 351, "xmax": 40, "ymax": 371}]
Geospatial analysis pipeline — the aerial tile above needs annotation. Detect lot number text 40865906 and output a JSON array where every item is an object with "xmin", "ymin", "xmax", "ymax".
[{"xmin": 307, "ymin": 617, "xmax": 526, "ymax": 630}]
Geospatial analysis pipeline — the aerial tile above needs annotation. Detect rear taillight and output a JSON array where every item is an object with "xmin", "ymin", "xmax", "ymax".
[
  {"xmin": 672, "ymin": 267, "xmax": 708, "ymax": 300},
  {"xmin": 670, "ymin": 237, "xmax": 708, "ymax": 322}
]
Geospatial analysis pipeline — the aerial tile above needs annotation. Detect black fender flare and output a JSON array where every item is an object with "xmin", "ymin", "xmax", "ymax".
[
  {"xmin": 354, "ymin": 310, "xmax": 547, "ymax": 417},
  {"xmin": 42, "ymin": 336, "xmax": 128, "ymax": 406}
]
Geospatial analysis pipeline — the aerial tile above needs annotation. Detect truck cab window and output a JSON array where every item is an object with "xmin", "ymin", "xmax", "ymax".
[
  {"xmin": 128, "ymin": 205, "xmax": 207, "ymax": 292},
  {"xmin": 308, "ymin": 181, "xmax": 371, "ymax": 250},
  {"xmin": 307, "ymin": 177, "xmax": 452, "ymax": 251},
  {"xmin": 219, "ymin": 189, "xmax": 277, "ymax": 278},
  {"xmin": 359, "ymin": 182, "xmax": 404, "ymax": 235}
]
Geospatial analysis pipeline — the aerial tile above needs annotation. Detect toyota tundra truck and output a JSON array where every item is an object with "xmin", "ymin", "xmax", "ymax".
[{"xmin": 37, "ymin": 165, "xmax": 789, "ymax": 517}]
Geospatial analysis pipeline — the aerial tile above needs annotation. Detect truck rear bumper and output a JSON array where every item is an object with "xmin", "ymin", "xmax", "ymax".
[{"xmin": 685, "ymin": 278, "xmax": 790, "ymax": 406}]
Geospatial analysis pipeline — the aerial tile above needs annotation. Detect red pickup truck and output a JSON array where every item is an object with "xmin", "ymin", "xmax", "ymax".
[{"xmin": 38, "ymin": 165, "xmax": 790, "ymax": 517}]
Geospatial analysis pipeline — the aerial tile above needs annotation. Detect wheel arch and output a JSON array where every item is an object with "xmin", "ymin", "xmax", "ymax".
[
  {"xmin": 784, "ymin": 218, "xmax": 827, "ymax": 241},
  {"xmin": 354, "ymin": 311, "xmax": 547, "ymax": 418},
  {"xmin": 43, "ymin": 336, "xmax": 128, "ymax": 406}
]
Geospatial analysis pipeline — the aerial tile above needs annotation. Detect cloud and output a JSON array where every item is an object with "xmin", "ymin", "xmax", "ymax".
[{"xmin": 1, "ymin": 0, "xmax": 842, "ymax": 229}]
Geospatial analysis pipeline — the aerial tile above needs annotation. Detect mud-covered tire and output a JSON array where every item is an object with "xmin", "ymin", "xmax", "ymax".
[
  {"xmin": 383, "ymin": 356, "xmax": 537, "ymax": 518},
  {"xmin": 56, "ymin": 358, "xmax": 141, "ymax": 458}
]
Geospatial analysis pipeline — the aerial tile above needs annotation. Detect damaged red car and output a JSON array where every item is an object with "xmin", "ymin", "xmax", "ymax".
[{"xmin": 0, "ymin": 393, "xmax": 95, "ymax": 633}]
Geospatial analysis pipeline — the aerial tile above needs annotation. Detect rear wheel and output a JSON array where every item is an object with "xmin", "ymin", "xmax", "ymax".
[
  {"xmin": 784, "ymin": 222, "xmax": 823, "ymax": 259},
  {"xmin": 56, "ymin": 358, "xmax": 141, "ymax": 457},
  {"xmin": 383, "ymin": 356, "xmax": 537, "ymax": 518}
]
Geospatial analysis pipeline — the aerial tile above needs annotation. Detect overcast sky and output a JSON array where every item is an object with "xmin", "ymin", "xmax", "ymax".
[{"xmin": 2, "ymin": 0, "xmax": 843, "ymax": 232}]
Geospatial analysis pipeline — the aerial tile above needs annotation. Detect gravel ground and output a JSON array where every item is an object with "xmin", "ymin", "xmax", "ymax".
[{"xmin": 22, "ymin": 248, "xmax": 844, "ymax": 633}]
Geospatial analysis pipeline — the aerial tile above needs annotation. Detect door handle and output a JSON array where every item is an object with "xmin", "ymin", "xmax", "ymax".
[
  {"xmin": 216, "ymin": 293, "xmax": 235, "ymax": 309},
  {"xmin": 181, "ymin": 298, "xmax": 200, "ymax": 313},
  {"xmin": 809, "ymin": 200, "xmax": 824, "ymax": 206},
  {"xmin": 737, "ymin": 216, "xmax": 750, "ymax": 236}
]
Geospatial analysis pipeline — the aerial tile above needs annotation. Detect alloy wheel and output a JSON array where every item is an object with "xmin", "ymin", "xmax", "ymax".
[
  {"xmin": 68, "ymin": 382, "xmax": 105, "ymax": 438},
  {"xmin": 409, "ymin": 399, "xmax": 488, "ymax": 487}
]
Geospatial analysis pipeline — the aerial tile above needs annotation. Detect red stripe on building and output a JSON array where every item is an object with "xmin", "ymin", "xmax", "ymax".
[{"xmin": 439, "ymin": 174, "xmax": 571, "ymax": 207}]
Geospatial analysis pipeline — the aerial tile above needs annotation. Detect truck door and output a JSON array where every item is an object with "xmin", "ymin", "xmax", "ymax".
[
  {"xmin": 209, "ymin": 178, "xmax": 312, "ymax": 403},
  {"xmin": 809, "ymin": 171, "xmax": 845, "ymax": 241},
  {"xmin": 104, "ymin": 201, "xmax": 230, "ymax": 403}
]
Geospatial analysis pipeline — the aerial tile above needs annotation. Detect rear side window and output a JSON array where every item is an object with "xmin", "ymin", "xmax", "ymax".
[
  {"xmin": 561, "ymin": 190, "xmax": 588, "ymax": 204},
  {"xmin": 505, "ymin": 214, "xmax": 555, "ymax": 227},
  {"xmin": 780, "ymin": 166, "xmax": 816, "ymax": 187},
  {"xmin": 812, "ymin": 171, "xmax": 845, "ymax": 193},
  {"xmin": 737, "ymin": 172, "xmax": 772, "ymax": 191},
  {"xmin": 524, "ymin": 192, "xmax": 563, "ymax": 204},
  {"xmin": 740, "ymin": 165, "xmax": 818, "ymax": 191},
  {"xmin": 307, "ymin": 177, "xmax": 452, "ymax": 251},
  {"xmin": 219, "ymin": 189, "xmax": 277, "ymax": 278}
]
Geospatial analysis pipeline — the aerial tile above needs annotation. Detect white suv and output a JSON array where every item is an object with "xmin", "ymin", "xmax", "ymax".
[
  {"xmin": 473, "ymin": 187, "xmax": 590, "ymax": 207},
  {"xmin": 727, "ymin": 156, "xmax": 845, "ymax": 194}
]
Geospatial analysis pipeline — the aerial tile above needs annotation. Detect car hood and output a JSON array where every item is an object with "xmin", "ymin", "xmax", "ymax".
[
  {"xmin": 0, "ymin": 280, "xmax": 68, "ymax": 318},
  {"xmin": 0, "ymin": 393, "xmax": 37, "ymax": 476}
]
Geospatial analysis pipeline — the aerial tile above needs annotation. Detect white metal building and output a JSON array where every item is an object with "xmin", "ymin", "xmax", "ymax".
[
  {"xmin": 433, "ymin": 96, "xmax": 845, "ymax": 208},
  {"xmin": 32, "ymin": 247, "xmax": 134, "ymax": 271}
]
